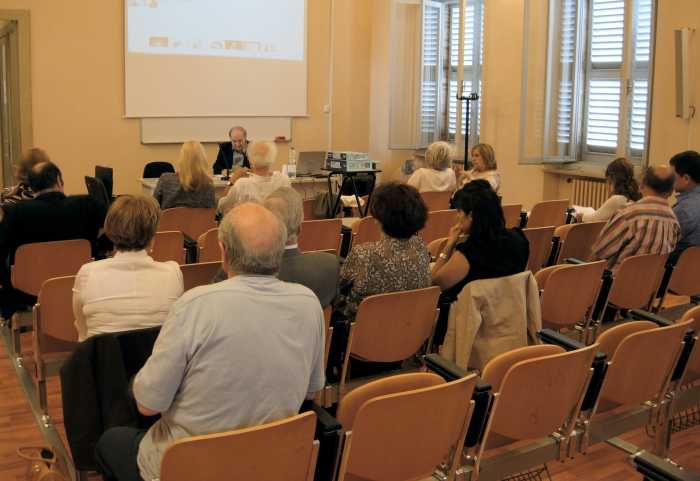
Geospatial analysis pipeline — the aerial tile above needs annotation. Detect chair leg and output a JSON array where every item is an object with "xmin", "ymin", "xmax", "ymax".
[{"xmin": 11, "ymin": 314, "xmax": 22, "ymax": 360}]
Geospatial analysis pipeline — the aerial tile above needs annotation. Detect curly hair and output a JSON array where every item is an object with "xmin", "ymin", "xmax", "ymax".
[
  {"xmin": 370, "ymin": 182, "xmax": 428, "ymax": 239},
  {"xmin": 605, "ymin": 158, "xmax": 641, "ymax": 202}
]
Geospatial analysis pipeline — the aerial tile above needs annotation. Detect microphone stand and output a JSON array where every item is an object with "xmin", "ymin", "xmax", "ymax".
[{"xmin": 456, "ymin": 86, "xmax": 480, "ymax": 167}]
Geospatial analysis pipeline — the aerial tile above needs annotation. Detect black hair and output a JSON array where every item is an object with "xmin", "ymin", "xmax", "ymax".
[
  {"xmin": 670, "ymin": 150, "xmax": 700, "ymax": 183},
  {"xmin": 27, "ymin": 161, "xmax": 63, "ymax": 192},
  {"xmin": 643, "ymin": 167, "xmax": 675, "ymax": 196},
  {"xmin": 370, "ymin": 182, "xmax": 427, "ymax": 239},
  {"xmin": 451, "ymin": 179, "xmax": 505, "ymax": 243}
]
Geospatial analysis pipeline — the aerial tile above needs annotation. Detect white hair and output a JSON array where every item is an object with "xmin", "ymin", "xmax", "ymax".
[{"xmin": 247, "ymin": 141, "xmax": 277, "ymax": 169}]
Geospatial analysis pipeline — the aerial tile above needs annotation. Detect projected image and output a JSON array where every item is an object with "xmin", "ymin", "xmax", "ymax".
[{"xmin": 127, "ymin": 0, "xmax": 305, "ymax": 61}]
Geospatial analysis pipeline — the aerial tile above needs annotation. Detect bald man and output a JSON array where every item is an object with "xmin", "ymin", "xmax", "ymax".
[
  {"xmin": 96, "ymin": 203, "xmax": 325, "ymax": 481},
  {"xmin": 592, "ymin": 165, "xmax": 680, "ymax": 271},
  {"xmin": 213, "ymin": 126, "xmax": 251, "ymax": 175}
]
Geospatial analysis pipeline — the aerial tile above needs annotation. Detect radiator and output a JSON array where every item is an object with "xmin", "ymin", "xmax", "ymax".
[{"xmin": 571, "ymin": 177, "xmax": 609, "ymax": 209}]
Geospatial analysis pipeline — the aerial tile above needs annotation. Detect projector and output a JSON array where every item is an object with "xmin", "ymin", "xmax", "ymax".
[
  {"xmin": 327, "ymin": 151, "xmax": 370, "ymax": 162},
  {"xmin": 326, "ymin": 151, "xmax": 376, "ymax": 172}
]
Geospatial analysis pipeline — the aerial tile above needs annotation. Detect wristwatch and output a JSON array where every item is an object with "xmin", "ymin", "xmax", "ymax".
[{"xmin": 438, "ymin": 252, "xmax": 449, "ymax": 261}]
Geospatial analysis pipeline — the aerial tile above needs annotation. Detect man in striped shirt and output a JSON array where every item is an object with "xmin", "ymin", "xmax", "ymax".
[{"xmin": 592, "ymin": 165, "xmax": 680, "ymax": 271}]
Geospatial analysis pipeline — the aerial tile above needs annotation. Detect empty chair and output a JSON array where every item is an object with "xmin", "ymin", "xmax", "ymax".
[
  {"xmin": 95, "ymin": 165, "xmax": 114, "ymax": 199},
  {"xmin": 84, "ymin": 176, "xmax": 110, "ymax": 208},
  {"xmin": 606, "ymin": 253, "xmax": 668, "ymax": 313},
  {"xmin": 553, "ymin": 221, "xmax": 607, "ymax": 264},
  {"xmin": 298, "ymin": 219, "xmax": 343, "ymax": 255},
  {"xmin": 181, "ymin": 261, "xmax": 221, "ymax": 291},
  {"xmin": 523, "ymin": 226, "xmax": 555, "ymax": 273},
  {"xmin": 527, "ymin": 199, "xmax": 569, "ymax": 228},
  {"xmin": 680, "ymin": 305, "xmax": 700, "ymax": 385},
  {"xmin": 350, "ymin": 216, "xmax": 382, "ymax": 247},
  {"xmin": 197, "ymin": 228, "xmax": 221, "ymax": 263},
  {"xmin": 502, "ymin": 203, "xmax": 523, "ymax": 229},
  {"xmin": 303, "ymin": 198, "xmax": 316, "ymax": 220},
  {"xmin": 160, "ymin": 412, "xmax": 319, "ymax": 481},
  {"xmin": 143, "ymin": 161, "xmax": 175, "ymax": 179},
  {"xmin": 420, "ymin": 209, "xmax": 458, "ymax": 245},
  {"xmin": 158, "ymin": 207, "xmax": 217, "ymax": 241},
  {"xmin": 335, "ymin": 373, "xmax": 477, "ymax": 481},
  {"xmin": 420, "ymin": 191, "xmax": 452, "ymax": 212},
  {"xmin": 150, "ymin": 231, "xmax": 186, "ymax": 264},
  {"xmin": 660, "ymin": 246, "xmax": 700, "ymax": 305}
]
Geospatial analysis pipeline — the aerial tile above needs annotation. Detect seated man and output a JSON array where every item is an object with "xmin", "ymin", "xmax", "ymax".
[
  {"xmin": 670, "ymin": 150, "xmax": 700, "ymax": 253},
  {"xmin": 592, "ymin": 165, "xmax": 680, "ymax": 271},
  {"xmin": 0, "ymin": 161, "xmax": 106, "ymax": 318},
  {"xmin": 265, "ymin": 187, "xmax": 340, "ymax": 307},
  {"xmin": 212, "ymin": 125, "xmax": 250, "ymax": 175},
  {"xmin": 96, "ymin": 203, "xmax": 325, "ymax": 481}
]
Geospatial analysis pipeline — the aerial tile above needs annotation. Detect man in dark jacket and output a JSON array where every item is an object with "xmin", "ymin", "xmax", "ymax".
[{"xmin": 212, "ymin": 126, "xmax": 251, "ymax": 174}]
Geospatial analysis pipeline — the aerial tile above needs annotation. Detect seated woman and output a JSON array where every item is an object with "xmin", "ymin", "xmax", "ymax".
[
  {"xmin": 457, "ymin": 143, "xmax": 501, "ymax": 193},
  {"xmin": 407, "ymin": 141, "xmax": 457, "ymax": 193},
  {"xmin": 218, "ymin": 141, "xmax": 291, "ymax": 215},
  {"xmin": 432, "ymin": 180, "xmax": 529, "ymax": 299},
  {"xmin": 154, "ymin": 140, "xmax": 216, "ymax": 209},
  {"xmin": 72, "ymin": 195, "xmax": 184, "ymax": 341},
  {"xmin": 0, "ymin": 148, "xmax": 50, "ymax": 206},
  {"xmin": 335, "ymin": 182, "xmax": 431, "ymax": 321},
  {"xmin": 576, "ymin": 157, "xmax": 641, "ymax": 222}
]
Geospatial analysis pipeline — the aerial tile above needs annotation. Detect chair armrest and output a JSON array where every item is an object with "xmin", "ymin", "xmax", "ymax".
[
  {"xmin": 581, "ymin": 353, "xmax": 608, "ymax": 412},
  {"xmin": 519, "ymin": 211, "xmax": 528, "ymax": 229},
  {"xmin": 564, "ymin": 257, "xmax": 587, "ymax": 265},
  {"xmin": 633, "ymin": 451, "xmax": 700, "ymax": 481},
  {"xmin": 547, "ymin": 236, "xmax": 561, "ymax": 267},
  {"xmin": 565, "ymin": 207, "xmax": 576, "ymax": 225},
  {"xmin": 539, "ymin": 329, "xmax": 585, "ymax": 350},
  {"xmin": 300, "ymin": 401, "xmax": 342, "ymax": 481},
  {"xmin": 628, "ymin": 309, "xmax": 674, "ymax": 327},
  {"xmin": 425, "ymin": 353, "xmax": 468, "ymax": 381},
  {"xmin": 672, "ymin": 330, "xmax": 697, "ymax": 382},
  {"xmin": 465, "ymin": 383, "xmax": 492, "ymax": 448}
]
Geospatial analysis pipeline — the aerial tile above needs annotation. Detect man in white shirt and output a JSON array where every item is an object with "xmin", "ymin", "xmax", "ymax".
[
  {"xmin": 95, "ymin": 203, "xmax": 325, "ymax": 481},
  {"xmin": 218, "ymin": 141, "xmax": 291, "ymax": 215}
]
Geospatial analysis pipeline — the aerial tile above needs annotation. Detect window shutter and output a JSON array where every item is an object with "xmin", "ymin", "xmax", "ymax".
[
  {"xmin": 629, "ymin": 0, "xmax": 652, "ymax": 154},
  {"xmin": 585, "ymin": 79, "xmax": 621, "ymax": 149},
  {"xmin": 420, "ymin": 2, "xmax": 442, "ymax": 144},
  {"xmin": 590, "ymin": 0, "xmax": 625, "ymax": 64},
  {"xmin": 556, "ymin": 0, "xmax": 577, "ymax": 145}
]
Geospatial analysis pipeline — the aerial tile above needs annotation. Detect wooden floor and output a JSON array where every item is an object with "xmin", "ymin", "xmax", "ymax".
[{"xmin": 0, "ymin": 333, "xmax": 698, "ymax": 481}]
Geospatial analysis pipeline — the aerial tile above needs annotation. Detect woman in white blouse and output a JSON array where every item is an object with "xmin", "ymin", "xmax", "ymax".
[
  {"xmin": 73, "ymin": 195, "xmax": 183, "ymax": 341},
  {"xmin": 577, "ymin": 157, "xmax": 641, "ymax": 222},
  {"xmin": 458, "ymin": 143, "xmax": 501, "ymax": 193},
  {"xmin": 407, "ymin": 141, "xmax": 457, "ymax": 193}
]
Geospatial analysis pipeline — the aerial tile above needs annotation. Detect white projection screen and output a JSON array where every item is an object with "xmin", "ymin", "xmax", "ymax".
[{"xmin": 124, "ymin": 0, "xmax": 308, "ymax": 118}]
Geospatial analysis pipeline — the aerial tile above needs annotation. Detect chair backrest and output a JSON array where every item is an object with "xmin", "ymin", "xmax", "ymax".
[
  {"xmin": 538, "ymin": 261, "xmax": 607, "ymax": 329},
  {"xmin": 608, "ymin": 253, "xmax": 668, "ymax": 309},
  {"xmin": 298, "ymin": 219, "xmax": 343, "ymax": 255},
  {"xmin": 197, "ymin": 228, "xmax": 221, "ymax": 263},
  {"xmin": 34, "ymin": 276, "xmax": 79, "ymax": 357},
  {"xmin": 351, "ymin": 286, "xmax": 441, "ymax": 362},
  {"xmin": 420, "ymin": 191, "xmax": 452, "ymax": 212},
  {"xmin": 522, "ymin": 226, "xmax": 555, "ymax": 273},
  {"xmin": 95, "ymin": 165, "xmax": 113, "ymax": 199},
  {"xmin": 150, "ymin": 231, "xmax": 186, "ymax": 264},
  {"xmin": 597, "ymin": 319, "xmax": 693, "ymax": 410},
  {"xmin": 528, "ymin": 199, "xmax": 569, "ymax": 228},
  {"xmin": 161, "ymin": 412, "xmax": 318, "ymax": 481},
  {"xmin": 159, "ymin": 207, "xmax": 217, "ymax": 241},
  {"xmin": 84, "ymin": 176, "xmax": 110, "ymax": 208},
  {"xmin": 303, "ymin": 198, "xmax": 316, "ymax": 220},
  {"xmin": 338, "ymin": 374, "xmax": 477, "ymax": 481},
  {"xmin": 668, "ymin": 246, "xmax": 700, "ymax": 296},
  {"xmin": 482, "ymin": 343, "xmax": 598, "ymax": 443},
  {"xmin": 12, "ymin": 240, "xmax": 92, "ymax": 296},
  {"xmin": 181, "ymin": 262, "xmax": 221, "ymax": 291},
  {"xmin": 680, "ymin": 306, "xmax": 700, "ymax": 383},
  {"xmin": 553, "ymin": 222, "xmax": 606, "ymax": 263},
  {"xmin": 351, "ymin": 217, "xmax": 382, "ymax": 247},
  {"xmin": 502, "ymin": 204, "xmax": 523, "ymax": 229},
  {"xmin": 420, "ymin": 209, "xmax": 458, "ymax": 245},
  {"xmin": 143, "ymin": 161, "xmax": 175, "ymax": 178}
]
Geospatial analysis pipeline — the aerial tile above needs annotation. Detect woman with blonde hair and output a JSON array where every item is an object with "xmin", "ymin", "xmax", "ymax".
[
  {"xmin": 458, "ymin": 143, "xmax": 501, "ymax": 193},
  {"xmin": 407, "ymin": 141, "xmax": 457, "ymax": 193},
  {"xmin": 154, "ymin": 140, "xmax": 216, "ymax": 209}
]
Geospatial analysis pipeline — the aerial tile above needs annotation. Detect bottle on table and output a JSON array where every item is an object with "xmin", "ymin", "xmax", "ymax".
[{"xmin": 288, "ymin": 147, "xmax": 297, "ymax": 178}]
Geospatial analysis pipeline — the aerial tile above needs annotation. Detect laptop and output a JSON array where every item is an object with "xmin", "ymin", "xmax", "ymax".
[{"xmin": 296, "ymin": 151, "xmax": 327, "ymax": 177}]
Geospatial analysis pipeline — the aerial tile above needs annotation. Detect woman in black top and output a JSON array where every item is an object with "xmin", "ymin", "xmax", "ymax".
[{"xmin": 432, "ymin": 180, "xmax": 529, "ymax": 298}]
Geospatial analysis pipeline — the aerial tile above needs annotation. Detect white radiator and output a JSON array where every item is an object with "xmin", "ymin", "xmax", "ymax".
[{"xmin": 571, "ymin": 177, "xmax": 609, "ymax": 209}]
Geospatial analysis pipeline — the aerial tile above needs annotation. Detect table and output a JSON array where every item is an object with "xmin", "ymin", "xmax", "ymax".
[{"xmin": 324, "ymin": 169, "xmax": 381, "ymax": 218}]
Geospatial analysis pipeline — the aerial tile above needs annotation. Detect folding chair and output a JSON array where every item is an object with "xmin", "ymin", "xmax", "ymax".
[
  {"xmin": 420, "ymin": 210, "xmax": 458, "ymax": 245},
  {"xmin": 150, "ymin": 231, "xmax": 186, "ymax": 264},
  {"xmin": 502, "ymin": 203, "xmax": 523, "ymax": 229},
  {"xmin": 523, "ymin": 226, "xmax": 555, "ymax": 273},
  {"xmin": 350, "ymin": 217, "xmax": 382, "ymax": 249},
  {"xmin": 656, "ymin": 246, "xmax": 700, "ymax": 311},
  {"xmin": 526, "ymin": 199, "xmax": 570, "ymax": 228},
  {"xmin": 552, "ymin": 221, "xmax": 606, "ymax": 264},
  {"xmin": 181, "ymin": 262, "xmax": 221, "ymax": 291},
  {"xmin": 420, "ymin": 191, "xmax": 453, "ymax": 212},
  {"xmin": 159, "ymin": 208, "xmax": 217, "ymax": 263},
  {"xmin": 197, "ymin": 228, "xmax": 221, "ymax": 263},
  {"xmin": 160, "ymin": 412, "xmax": 319, "ymax": 481},
  {"xmin": 143, "ymin": 161, "xmax": 174, "ymax": 179},
  {"xmin": 299, "ymin": 219, "xmax": 343, "ymax": 255}
]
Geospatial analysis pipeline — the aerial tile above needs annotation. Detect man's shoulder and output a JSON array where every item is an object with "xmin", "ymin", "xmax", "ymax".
[{"xmin": 285, "ymin": 251, "xmax": 340, "ymax": 271}]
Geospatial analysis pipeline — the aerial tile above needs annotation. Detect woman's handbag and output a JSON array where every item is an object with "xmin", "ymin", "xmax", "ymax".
[{"xmin": 17, "ymin": 447, "xmax": 68, "ymax": 481}]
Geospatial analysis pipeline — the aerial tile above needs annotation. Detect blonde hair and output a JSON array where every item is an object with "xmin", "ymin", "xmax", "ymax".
[
  {"xmin": 425, "ymin": 142, "xmax": 453, "ymax": 171},
  {"xmin": 471, "ymin": 143, "xmax": 497, "ymax": 171},
  {"xmin": 247, "ymin": 141, "xmax": 278, "ymax": 169},
  {"xmin": 105, "ymin": 195, "xmax": 161, "ymax": 251},
  {"xmin": 177, "ymin": 141, "xmax": 212, "ymax": 192}
]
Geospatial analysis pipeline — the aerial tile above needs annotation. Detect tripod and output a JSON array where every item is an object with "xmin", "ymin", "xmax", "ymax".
[{"xmin": 456, "ymin": 87, "xmax": 480, "ymax": 167}]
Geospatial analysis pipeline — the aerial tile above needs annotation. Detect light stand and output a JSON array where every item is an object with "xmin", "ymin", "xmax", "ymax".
[{"xmin": 456, "ymin": 86, "xmax": 480, "ymax": 167}]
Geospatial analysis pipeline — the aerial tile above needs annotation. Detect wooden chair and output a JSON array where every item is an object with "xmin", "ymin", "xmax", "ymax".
[
  {"xmin": 150, "ymin": 231, "xmax": 186, "ymax": 264},
  {"xmin": 680, "ymin": 306, "xmax": 700, "ymax": 385},
  {"xmin": 420, "ymin": 210, "xmax": 458, "ymax": 245},
  {"xmin": 420, "ymin": 191, "xmax": 452, "ymax": 212},
  {"xmin": 661, "ymin": 246, "xmax": 700, "ymax": 305},
  {"xmin": 335, "ymin": 373, "xmax": 477, "ymax": 481},
  {"xmin": 553, "ymin": 221, "xmax": 606, "ymax": 264},
  {"xmin": 502, "ymin": 203, "xmax": 523, "ymax": 229},
  {"xmin": 535, "ymin": 261, "xmax": 607, "ymax": 343},
  {"xmin": 10, "ymin": 239, "xmax": 92, "ymax": 358},
  {"xmin": 522, "ymin": 226, "xmax": 555, "ymax": 273},
  {"xmin": 303, "ymin": 198, "xmax": 316, "ymax": 220},
  {"xmin": 31, "ymin": 276, "xmax": 79, "ymax": 419},
  {"xmin": 158, "ymin": 207, "xmax": 217, "ymax": 241},
  {"xmin": 160, "ymin": 412, "xmax": 319, "ymax": 481},
  {"xmin": 197, "ymin": 228, "xmax": 221, "ymax": 263},
  {"xmin": 338, "ymin": 286, "xmax": 442, "ymax": 398},
  {"xmin": 606, "ymin": 253, "xmax": 668, "ymax": 313},
  {"xmin": 350, "ymin": 217, "xmax": 382, "ymax": 248},
  {"xmin": 181, "ymin": 262, "xmax": 221, "ymax": 291},
  {"xmin": 298, "ymin": 219, "xmax": 343, "ymax": 255},
  {"xmin": 527, "ymin": 199, "xmax": 569, "ymax": 228},
  {"xmin": 323, "ymin": 306, "xmax": 333, "ymax": 370}
]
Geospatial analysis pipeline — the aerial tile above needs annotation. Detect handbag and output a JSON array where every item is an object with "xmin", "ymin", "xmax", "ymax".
[
  {"xmin": 17, "ymin": 447, "xmax": 68, "ymax": 481},
  {"xmin": 313, "ymin": 191, "xmax": 340, "ymax": 219}
]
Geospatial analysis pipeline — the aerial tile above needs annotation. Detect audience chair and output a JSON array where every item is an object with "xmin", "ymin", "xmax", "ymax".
[
  {"xmin": 158, "ymin": 207, "xmax": 217, "ymax": 242},
  {"xmin": 31, "ymin": 275, "xmax": 79, "ymax": 421},
  {"xmin": 552, "ymin": 221, "xmax": 606, "ymax": 264},
  {"xmin": 84, "ymin": 176, "xmax": 110, "ymax": 208},
  {"xmin": 303, "ymin": 198, "xmax": 317, "ymax": 220},
  {"xmin": 335, "ymin": 373, "xmax": 477, "ymax": 481},
  {"xmin": 323, "ymin": 306, "xmax": 333, "ymax": 371},
  {"xmin": 420, "ymin": 191, "xmax": 452, "ymax": 212},
  {"xmin": 604, "ymin": 253, "xmax": 668, "ymax": 318},
  {"xmin": 350, "ymin": 217, "xmax": 382, "ymax": 248},
  {"xmin": 680, "ymin": 306, "xmax": 700, "ymax": 385},
  {"xmin": 527, "ymin": 199, "xmax": 570, "ymax": 228},
  {"xmin": 142, "ymin": 161, "xmax": 174, "ymax": 178},
  {"xmin": 150, "ymin": 231, "xmax": 186, "ymax": 264},
  {"xmin": 656, "ymin": 246, "xmax": 700, "ymax": 311},
  {"xmin": 10, "ymin": 240, "xmax": 92, "ymax": 358},
  {"xmin": 535, "ymin": 261, "xmax": 607, "ymax": 344},
  {"xmin": 181, "ymin": 262, "xmax": 221, "ymax": 291},
  {"xmin": 420, "ymin": 209, "xmax": 458, "ymax": 245},
  {"xmin": 94, "ymin": 165, "xmax": 114, "ymax": 199},
  {"xmin": 196, "ymin": 228, "xmax": 221, "ymax": 263},
  {"xmin": 523, "ymin": 226, "xmax": 556, "ymax": 273},
  {"xmin": 160, "ymin": 412, "xmax": 319, "ymax": 481},
  {"xmin": 299, "ymin": 219, "xmax": 343, "ymax": 255},
  {"xmin": 337, "ymin": 286, "xmax": 442, "ymax": 400},
  {"xmin": 502, "ymin": 203, "xmax": 523, "ymax": 229}
]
